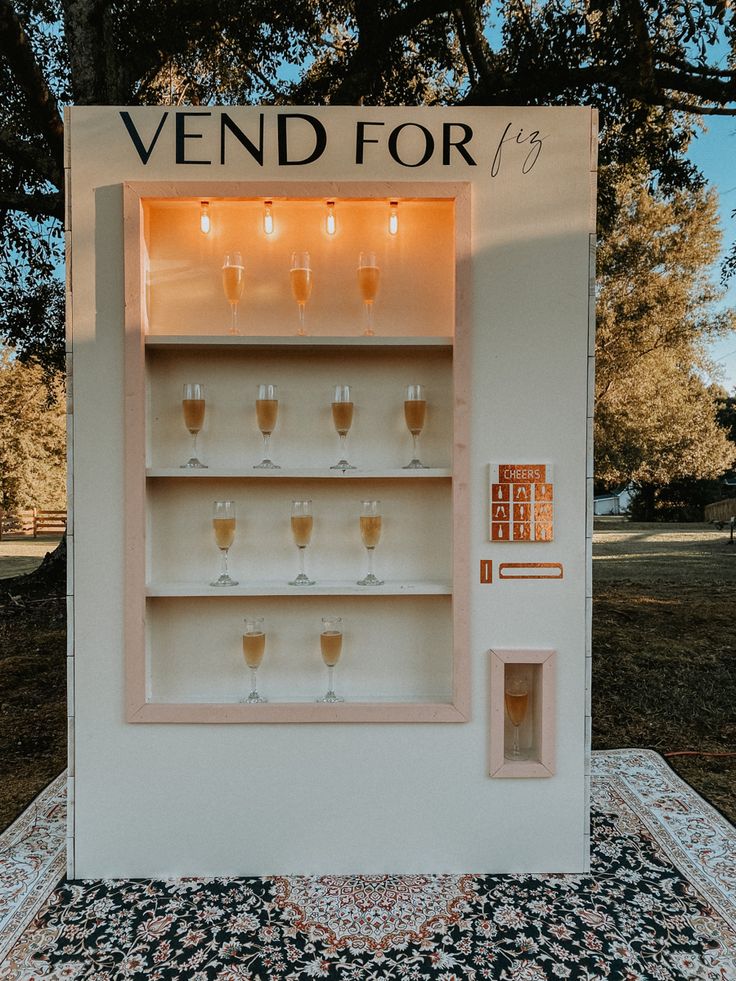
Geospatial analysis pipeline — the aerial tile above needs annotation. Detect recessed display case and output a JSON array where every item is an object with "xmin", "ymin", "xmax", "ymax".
[
  {"xmin": 123, "ymin": 181, "xmax": 471, "ymax": 723},
  {"xmin": 488, "ymin": 648, "xmax": 556, "ymax": 777}
]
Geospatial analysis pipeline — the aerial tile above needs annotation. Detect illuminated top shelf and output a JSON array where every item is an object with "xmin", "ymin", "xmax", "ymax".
[
  {"xmin": 144, "ymin": 334, "xmax": 453, "ymax": 349},
  {"xmin": 146, "ymin": 580, "xmax": 452, "ymax": 597},
  {"xmin": 146, "ymin": 467, "xmax": 452, "ymax": 479}
]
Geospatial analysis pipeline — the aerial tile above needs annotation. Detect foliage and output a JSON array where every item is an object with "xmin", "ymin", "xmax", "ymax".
[
  {"xmin": 595, "ymin": 177, "xmax": 736, "ymax": 487},
  {"xmin": 0, "ymin": 349, "xmax": 66, "ymax": 514}
]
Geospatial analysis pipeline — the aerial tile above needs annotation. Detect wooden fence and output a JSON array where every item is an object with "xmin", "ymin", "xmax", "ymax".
[
  {"xmin": 0, "ymin": 508, "xmax": 67, "ymax": 539},
  {"xmin": 704, "ymin": 498, "xmax": 736, "ymax": 526}
]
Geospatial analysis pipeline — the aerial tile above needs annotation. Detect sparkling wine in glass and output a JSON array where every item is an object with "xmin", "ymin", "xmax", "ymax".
[
  {"xmin": 255, "ymin": 383, "xmax": 280, "ymax": 469},
  {"xmin": 504, "ymin": 674, "xmax": 530, "ymax": 760},
  {"xmin": 403, "ymin": 384, "xmax": 428, "ymax": 469},
  {"xmin": 330, "ymin": 384, "xmax": 356, "ymax": 471},
  {"xmin": 241, "ymin": 616, "xmax": 267, "ymax": 703},
  {"xmin": 223, "ymin": 252, "xmax": 245, "ymax": 335},
  {"xmin": 290, "ymin": 251, "xmax": 312, "ymax": 336},
  {"xmin": 357, "ymin": 499, "xmax": 384, "ymax": 586},
  {"xmin": 316, "ymin": 616, "xmax": 344, "ymax": 703},
  {"xmin": 211, "ymin": 500, "xmax": 238, "ymax": 586},
  {"xmin": 289, "ymin": 499, "xmax": 315, "ymax": 586},
  {"xmin": 357, "ymin": 251, "xmax": 380, "ymax": 336},
  {"xmin": 181, "ymin": 383, "xmax": 207, "ymax": 469}
]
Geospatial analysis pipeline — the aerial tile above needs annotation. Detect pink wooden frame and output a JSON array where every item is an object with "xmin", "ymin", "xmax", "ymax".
[
  {"xmin": 123, "ymin": 180, "xmax": 471, "ymax": 723},
  {"xmin": 488, "ymin": 648, "xmax": 556, "ymax": 777}
]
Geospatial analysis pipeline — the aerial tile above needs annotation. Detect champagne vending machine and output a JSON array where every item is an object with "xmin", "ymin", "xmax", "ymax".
[{"xmin": 66, "ymin": 105, "xmax": 597, "ymax": 876}]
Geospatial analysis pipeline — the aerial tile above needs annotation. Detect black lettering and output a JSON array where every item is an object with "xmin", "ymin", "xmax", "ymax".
[
  {"xmin": 490, "ymin": 122, "xmax": 513, "ymax": 178},
  {"xmin": 120, "ymin": 111, "xmax": 168, "ymax": 165},
  {"xmin": 388, "ymin": 123, "xmax": 434, "ymax": 168},
  {"xmin": 277, "ymin": 113, "xmax": 327, "ymax": 166},
  {"xmin": 175, "ymin": 112, "xmax": 212, "ymax": 165},
  {"xmin": 442, "ymin": 123, "xmax": 476, "ymax": 166},
  {"xmin": 523, "ymin": 130, "xmax": 544, "ymax": 173},
  {"xmin": 355, "ymin": 121, "xmax": 385, "ymax": 164},
  {"xmin": 220, "ymin": 113, "xmax": 264, "ymax": 165}
]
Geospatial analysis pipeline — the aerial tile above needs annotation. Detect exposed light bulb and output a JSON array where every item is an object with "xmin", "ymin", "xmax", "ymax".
[
  {"xmin": 263, "ymin": 200, "xmax": 274, "ymax": 235},
  {"xmin": 200, "ymin": 201, "xmax": 211, "ymax": 235},
  {"xmin": 389, "ymin": 200, "xmax": 398, "ymax": 236},
  {"xmin": 326, "ymin": 200, "xmax": 336, "ymax": 235}
]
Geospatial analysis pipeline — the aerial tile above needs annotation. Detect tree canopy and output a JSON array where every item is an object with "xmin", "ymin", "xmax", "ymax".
[{"xmin": 1, "ymin": 0, "xmax": 735, "ymax": 487}]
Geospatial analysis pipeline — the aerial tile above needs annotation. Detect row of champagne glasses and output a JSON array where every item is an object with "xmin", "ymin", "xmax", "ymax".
[
  {"xmin": 242, "ymin": 615, "xmax": 345, "ymax": 704},
  {"xmin": 211, "ymin": 499, "xmax": 384, "ymax": 587},
  {"xmin": 224, "ymin": 250, "xmax": 380, "ymax": 336},
  {"xmin": 181, "ymin": 382, "xmax": 428, "ymax": 471}
]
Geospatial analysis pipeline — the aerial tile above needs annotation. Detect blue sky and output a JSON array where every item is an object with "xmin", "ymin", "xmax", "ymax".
[{"xmin": 688, "ymin": 114, "xmax": 736, "ymax": 393}]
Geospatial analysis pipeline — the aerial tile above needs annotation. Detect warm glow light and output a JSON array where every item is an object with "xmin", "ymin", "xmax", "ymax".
[
  {"xmin": 263, "ymin": 200, "xmax": 274, "ymax": 235},
  {"xmin": 389, "ymin": 200, "xmax": 398, "ymax": 236},
  {"xmin": 326, "ymin": 200, "xmax": 336, "ymax": 235},
  {"xmin": 200, "ymin": 201, "xmax": 211, "ymax": 234}
]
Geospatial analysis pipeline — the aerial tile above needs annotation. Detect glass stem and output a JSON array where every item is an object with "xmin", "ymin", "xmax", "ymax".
[
  {"xmin": 230, "ymin": 303, "xmax": 238, "ymax": 334},
  {"xmin": 298, "ymin": 302, "xmax": 306, "ymax": 334},
  {"xmin": 513, "ymin": 723, "xmax": 520, "ymax": 758},
  {"xmin": 193, "ymin": 432, "xmax": 199, "ymax": 458},
  {"xmin": 298, "ymin": 546, "xmax": 306, "ymax": 577},
  {"xmin": 250, "ymin": 668, "xmax": 258, "ymax": 693},
  {"xmin": 367, "ymin": 547, "xmax": 374, "ymax": 577},
  {"xmin": 339, "ymin": 433, "xmax": 347, "ymax": 459},
  {"xmin": 221, "ymin": 549, "xmax": 229, "ymax": 578},
  {"xmin": 364, "ymin": 302, "xmax": 374, "ymax": 335},
  {"xmin": 328, "ymin": 665, "xmax": 334, "ymax": 694},
  {"xmin": 263, "ymin": 432, "xmax": 271, "ymax": 459},
  {"xmin": 412, "ymin": 433, "xmax": 419, "ymax": 459}
]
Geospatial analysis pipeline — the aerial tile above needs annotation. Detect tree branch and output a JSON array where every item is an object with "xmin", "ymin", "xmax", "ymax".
[
  {"xmin": 0, "ymin": 190, "xmax": 63, "ymax": 220},
  {"xmin": 0, "ymin": 0, "xmax": 65, "ymax": 174},
  {"xmin": 0, "ymin": 129, "xmax": 62, "ymax": 188}
]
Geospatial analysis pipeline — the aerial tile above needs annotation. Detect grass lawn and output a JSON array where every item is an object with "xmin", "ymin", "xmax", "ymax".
[
  {"xmin": 592, "ymin": 519, "xmax": 735, "ymax": 823},
  {"xmin": 0, "ymin": 521, "xmax": 733, "ymax": 831}
]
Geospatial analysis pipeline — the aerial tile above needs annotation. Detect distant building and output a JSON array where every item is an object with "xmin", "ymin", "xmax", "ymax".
[{"xmin": 593, "ymin": 483, "xmax": 635, "ymax": 516}]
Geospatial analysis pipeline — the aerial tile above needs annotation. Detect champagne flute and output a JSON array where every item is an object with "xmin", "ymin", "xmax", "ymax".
[
  {"xmin": 316, "ymin": 616, "xmax": 344, "ymax": 703},
  {"xmin": 241, "ymin": 616, "xmax": 267, "ymax": 703},
  {"xmin": 504, "ymin": 675, "xmax": 530, "ymax": 760},
  {"xmin": 181, "ymin": 383, "xmax": 207, "ymax": 469},
  {"xmin": 357, "ymin": 500, "xmax": 384, "ymax": 586},
  {"xmin": 330, "ymin": 384, "xmax": 356, "ymax": 470},
  {"xmin": 290, "ymin": 251, "xmax": 312, "ymax": 336},
  {"xmin": 357, "ymin": 251, "xmax": 380, "ymax": 336},
  {"xmin": 403, "ymin": 384, "xmax": 428, "ymax": 469},
  {"xmin": 255, "ymin": 383, "xmax": 280, "ymax": 469},
  {"xmin": 289, "ymin": 499, "xmax": 315, "ymax": 586},
  {"xmin": 211, "ymin": 500, "xmax": 238, "ymax": 586},
  {"xmin": 222, "ymin": 252, "xmax": 245, "ymax": 335}
]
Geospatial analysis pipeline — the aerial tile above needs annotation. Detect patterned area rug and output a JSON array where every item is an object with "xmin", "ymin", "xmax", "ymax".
[{"xmin": 0, "ymin": 751, "xmax": 733, "ymax": 979}]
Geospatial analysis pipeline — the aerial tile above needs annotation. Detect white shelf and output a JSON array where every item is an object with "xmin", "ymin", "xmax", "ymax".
[
  {"xmin": 146, "ymin": 467, "xmax": 452, "ymax": 479},
  {"xmin": 145, "ymin": 334, "xmax": 453, "ymax": 349},
  {"xmin": 146, "ymin": 580, "xmax": 452, "ymax": 597}
]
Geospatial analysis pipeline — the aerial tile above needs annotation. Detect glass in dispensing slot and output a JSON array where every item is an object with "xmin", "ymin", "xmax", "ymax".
[
  {"xmin": 357, "ymin": 251, "xmax": 380, "ymax": 335},
  {"xmin": 403, "ymin": 384, "xmax": 428, "ymax": 469},
  {"xmin": 290, "ymin": 251, "xmax": 312, "ymax": 335},
  {"xmin": 316, "ymin": 616, "xmax": 344, "ymax": 703},
  {"xmin": 504, "ymin": 671, "xmax": 530, "ymax": 760},
  {"xmin": 222, "ymin": 252, "xmax": 245, "ymax": 335},
  {"xmin": 357, "ymin": 500, "xmax": 384, "ymax": 586},
  {"xmin": 241, "ymin": 616, "xmax": 267, "ymax": 703},
  {"xmin": 181, "ymin": 383, "xmax": 207, "ymax": 469},
  {"xmin": 330, "ymin": 384, "xmax": 356, "ymax": 470},
  {"xmin": 211, "ymin": 500, "xmax": 238, "ymax": 587},
  {"xmin": 289, "ymin": 499, "xmax": 315, "ymax": 586},
  {"xmin": 255, "ymin": 383, "xmax": 280, "ymax": 469}
]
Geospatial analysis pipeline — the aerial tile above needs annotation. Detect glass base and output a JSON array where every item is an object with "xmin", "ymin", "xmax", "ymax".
[
  {"xmin": 357, "ymin": 573, "xmax": 384, "ymax": 586},
  {"xmin": 330, "ymin": 460, "xmax": 356, "ymax": 471},
  {"xmin": 316, "ymin": 691, "xmax": 344, "ymax": 703},
  {"xmin": 181, "ymin": 458, "xmax": 208, "ymax": 469},
  {"xmin": 241, "ymin": 691, "xmax": 267, "ymax": 704},
  {"xmin": 363, "ymin": 329, "xmax": 375, "ymax": 337},
  {"xmin": 403, "ymin": 459, "xmax": 427, "ymax": 469},
  {"xmin": 289, "ymin": 573, "xmax": 316, "ymax": 586},
  {"xmin": 210, "ymin": 574, "xmax": 239, "ymax": 587},
  {"xmin": 254, "ymin": 459, "xmax": 281, "ymax": 469},
  {"xmin": 505, "ymin": 748, "xmax": 529, "ymax": 761}
]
